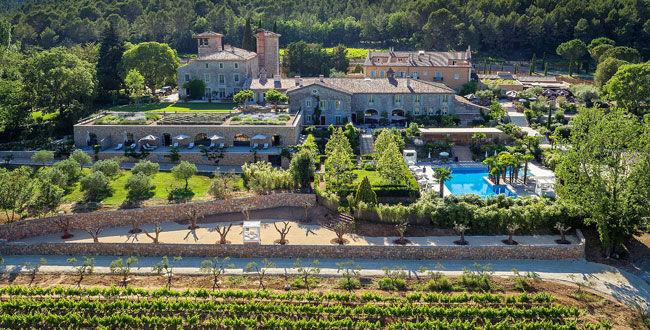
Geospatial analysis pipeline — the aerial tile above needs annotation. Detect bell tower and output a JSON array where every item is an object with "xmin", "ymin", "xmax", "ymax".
[{"xmin": 255, "ymin": 29, "xmax": 281, "ymax": 77}]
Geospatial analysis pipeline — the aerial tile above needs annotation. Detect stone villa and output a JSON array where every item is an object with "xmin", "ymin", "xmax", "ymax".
[
  {"xmin": 362, "ymin": 47, "xmax": 472, "ymax": 91},
  {"xmin": 177, "ymin": 30, "xmax": 280, "ymax": 100},
  {"xmin": 250, "ymin": 72, "xmax": 483, "ymax": 126}
]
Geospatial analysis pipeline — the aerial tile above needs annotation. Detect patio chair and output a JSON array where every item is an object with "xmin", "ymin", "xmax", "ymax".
[
  {"xmin": 172, "ymin": 142, "xmax": 179, "ymax": 148},
  {"xmin": 252, "ymin": 143, "xmax": 259, "ymax": 149},
  {"xmin": 187, "ymin": 142, "xmax": 194, "ymax": 149},
  {"xmin": 114, "ymin": 143, "xmax": 123, "ymax": 151},
  {"xmin": 209, "ymin": 142, "xmax": 215, "ymax": 148},
  {"xmin": 129, "ymin": 143, "xmax": 136, "ymax": 149},
  {"xmin": 263, "ymin": 143, "xmax": 269, "ymax": 149},
  {"xmin": 218, "ymin": 143, "xmax": 225, "ymax": 148}
]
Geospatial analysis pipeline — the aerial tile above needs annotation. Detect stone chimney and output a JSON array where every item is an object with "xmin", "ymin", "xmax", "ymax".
[
  {"xmin": 406, "ymin": 76, "xmax": 411, "ymax": 88},
  {"xmin": 318, "ymin": 75, "xmax": 324, "ymax": 82},
  {"xmin": 194, "ymin": 32, "xmax": 223, "ymax": 57},
  {"xmin": 294, "ymin": 76, "xmax": 301, "ymax": 86}
]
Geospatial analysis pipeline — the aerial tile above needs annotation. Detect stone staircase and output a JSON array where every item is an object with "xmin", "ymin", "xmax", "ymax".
[{"xmin": 359, "ymin": 134, "xmax": 374, "ymax": 155}]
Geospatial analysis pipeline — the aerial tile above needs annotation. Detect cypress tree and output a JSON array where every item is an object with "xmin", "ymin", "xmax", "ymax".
[
  {"xmin": 355, "ymin": 176, "xmax": 377, "ymax": 205},
  {"xmin": 242, "ymin": 17, "xmax": 255, "ymax": 52},
  {"xmin": 529, "ymin": 53, "xmax": 536, "ymax": 75},
  {"xmin": 97, "ymin": 22, "xmax": 125, "ymax": 98}
]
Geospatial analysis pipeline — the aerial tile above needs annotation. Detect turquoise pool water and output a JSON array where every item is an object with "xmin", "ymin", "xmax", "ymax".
[{"xmin": 444, "ymin": 167, "xmax": 517, "ymax": 198}]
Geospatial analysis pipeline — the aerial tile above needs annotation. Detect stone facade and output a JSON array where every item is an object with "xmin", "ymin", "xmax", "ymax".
[
  {"xmin": 177, "ymin": 30, "xmax": 280, "ymax": 101},
  {"xmin": 286, "ymin": 78, "xmax": 470, "ymax": 126},
  {"xmin": 363, "ymin": 48, "xmax": 473, "ymax": 91},
  {"xmin": 1, "ymin": 232, "xmax": 585, "ymax": 260},
  {"xmin": 0, "ymin": 193, "xmax": 316, "ymax": 241}
]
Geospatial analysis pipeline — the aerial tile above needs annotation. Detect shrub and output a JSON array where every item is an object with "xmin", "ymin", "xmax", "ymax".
[
  {"xmin": 125, "ymin": 173, "xmax": 155, "ymax": 206},
  {"xmin": 426, "ymin": 277, "xmax": 453, "ymax": 292},
  {"xmin": 69, "ymin": 149, "xmax": 92, "ymax": 166},
  {"xmin": 338, "ymin": 277, "xmax": 361, "ymax": 291},
  {"xmin": 167, "ymin": 187, "xmax": 194, "ymax": 203},
  {"xmin": 80, "ymin": 171, "xmax": 113, "ymax": 203},
  {"xmin": 53, "ymin": 158, "xmax": 83, "ymax": 185},
  {"xmin": 91, "ymin": 159, "xmax": 120, "ymax": 178},
  {"xmin": 31, "ymin": 150, "xmax": 54, "ymax": 165},
  {"xmin": 131, "ymin": 160, "xmax": 160, "ymax": 176},
  {"xmin": 377, "ymin": 277, "xmax": 408, "ymax": 291}
]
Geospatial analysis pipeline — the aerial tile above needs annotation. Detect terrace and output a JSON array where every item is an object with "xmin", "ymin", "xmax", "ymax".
[{"xmin": 84, "ymin": 111, "xmax": 295, "ymax": 127}]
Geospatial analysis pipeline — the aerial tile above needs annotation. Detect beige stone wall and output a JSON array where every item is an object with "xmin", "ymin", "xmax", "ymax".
[
  {"xmin": 0, "ymin": 193, "xmax": 316, "ymax": 241},
  {"xmin": 0, "ymin": 237, "xmax": 585, "ymax": 260},
  {"xmin": 363, "ymin": 65, "xmax": 471, "ymax": 91},
  {"xmin": 73, "ymin": 122, "xmax": 300, "ymax": 150}
]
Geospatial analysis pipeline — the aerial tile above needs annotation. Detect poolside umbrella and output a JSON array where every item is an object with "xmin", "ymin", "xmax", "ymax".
[
  {"xmin": 439, "ymin": 151, "xmax": 450, "ymax": 158},
  {"xmin": 251, "ymin": 134, "xmax": 267, "ymax": 140},
  {"xmin": 174, "ymin": 134, "xmax": 189, "ymax": 140},
  {"xmin": 209, "ymin": 134, "xmax": 224, "ymax": 140},
  {"xmin": 138, "ymin": 135, "xmax": 157, "ymax": 142}
]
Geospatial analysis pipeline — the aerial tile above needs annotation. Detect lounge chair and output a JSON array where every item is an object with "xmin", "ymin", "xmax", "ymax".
[
  {"xmin": 172, "ymin": 142, "xmax": 179, "ymax": 148},
  {"xmin": 129, "ymin": 143, "xmax": 136, "ymax": 149},
  {"xmin": 252, "ymin": 143, "xmax": 259, "ymax": 149},
  {"xmin": 263, "ymin": 143, "xmax": 269, "ymax": 149},
  {"xmin": 187, "ymin": 142, "xmax": 194, "ymax": 149},
  {"xmin": 209, "ymin": 142, "xmax": 216, "ymax": 148},
  {"xmin": 218, "ymin": 143, "xmax": 225, "ymax": 148},
  {"xmin": 114, "ymin": 144, "xmax": 123, "ymax": 151}
]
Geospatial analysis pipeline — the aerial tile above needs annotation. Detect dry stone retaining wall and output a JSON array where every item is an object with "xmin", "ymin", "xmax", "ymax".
[
  {"xmin": 0, "ymin": 193, "xmax": 316, "ymax": 241},
  {"xmin": 0, "ymin": 232, "xmax": 585, "ymax": 260}
]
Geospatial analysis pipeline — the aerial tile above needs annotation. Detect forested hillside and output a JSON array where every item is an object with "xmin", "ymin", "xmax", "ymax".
[{"xmin": 1, "ymin": 0, "xmax": 649, "ymax": 58}]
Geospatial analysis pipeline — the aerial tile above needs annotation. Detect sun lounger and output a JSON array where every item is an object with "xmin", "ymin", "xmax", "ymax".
[
  {"xmin": 129, "ymin": 143, "xmax": 136, "ymax": 149},
  {"xmin": 172, "ymin": 142, "xmax": 179, "ymax": 148},
  {"xmin": 114, "ymin": 144, "xmax": 123, "ymax": 150},
  {"xmin": 218, "ymin": 143, "xmax": 225, "ymax": 148},
  {"xmin": 187, "ymin": 142, "xmax": 194, "ymax": 149},
  {"xmin": 209, "ymin": 142, "xmax": 215, "ymax": 148},
  {"xmin": 263, "ymin": 143, "xmax": 269, "ymax": 149},
  {"xmin": 252, "ymin": 143, "xmax": 259, "ymax": 149}
]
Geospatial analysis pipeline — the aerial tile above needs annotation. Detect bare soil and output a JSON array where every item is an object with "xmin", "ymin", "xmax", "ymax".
[{"xmin": 0, "ymin": 273, "xmax": 645, "ymax": 329}]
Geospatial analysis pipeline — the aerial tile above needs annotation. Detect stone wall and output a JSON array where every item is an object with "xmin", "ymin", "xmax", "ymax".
[
  {"xmin": 0, "ymin": 193, "xmax": 316, "ymax": 241},
  {"xmin": 0, "ymin": 232, "xmax": 585, "ymax": 260}
]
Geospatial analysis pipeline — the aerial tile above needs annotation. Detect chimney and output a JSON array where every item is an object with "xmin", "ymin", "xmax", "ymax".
[
  {"xmin": 318, "ymin": 74, "xmax": 324, "ymax": 82},
  {"xmin": 294, "ymin": 76, "xmax": 300, "ymax": 86},
  {"xmin": 273, "ymin": 74, "xmax": 280, "ymax": 83},
  {"xmin": 406, "ymin": 76, "xmax": 411, "ymax": 88}
]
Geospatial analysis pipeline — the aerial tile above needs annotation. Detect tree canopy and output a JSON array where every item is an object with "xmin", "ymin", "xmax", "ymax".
[{"xmin": 121, "ymin": 42, "xmax": 180, "ymax": 92}]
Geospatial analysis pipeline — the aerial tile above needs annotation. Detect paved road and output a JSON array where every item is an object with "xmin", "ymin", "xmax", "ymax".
[{"xmin": 2, "ymin": 255, "xmax": 648, "ymax": 312}]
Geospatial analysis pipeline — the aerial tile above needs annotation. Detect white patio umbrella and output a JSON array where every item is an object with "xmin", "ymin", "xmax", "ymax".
[
  {"xmin": 174, "ymin": 134, "xmax": 189, "ymax": 140},
  {"xmin": 439, "ymin": 151, "xmax": 450, "ymax": 157},
  {"xmin": 209, "ymin": 134, "xmax": 224, "ymax": 140},
  {"xmin": 251, "ymin": 134, "xmax": 267, "ymax": 140},
  {"xmin": 138, "ymin": 135, "xmax": 157, "ymax": 142}
]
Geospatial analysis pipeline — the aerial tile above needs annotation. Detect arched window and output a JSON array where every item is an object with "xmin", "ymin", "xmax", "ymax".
[{"xmin": 233, "ymin": 134, "xmax": 251, "ymax": 147}]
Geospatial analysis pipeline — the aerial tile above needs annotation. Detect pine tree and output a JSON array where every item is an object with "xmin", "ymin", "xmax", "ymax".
[
  {"xmin": 96, "ymin": 22, "xmax": 125, "ymax": 98},
  {"xmin": 355, "ymin": 176, "xmax": 377, "ymax": 205},
  {"xmin": 242, "ymin": 17, "xmax": 255, "ymax": 52}
]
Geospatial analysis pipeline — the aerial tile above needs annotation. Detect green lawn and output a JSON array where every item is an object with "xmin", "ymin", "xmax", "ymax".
[
  {"xmin": 64, "ymin": 169, "xmax": 217, "ymax": 206},
  {"xmin": 354, "ymin": 169, "xmax": 394, "ymax": 187},
  {"xmin": 104, "ymin": 102, "xmax": 237, "ymax": 113},
  {"xmin": 353, "ymin": 169, "xmax": 419, "ymax": 197}
]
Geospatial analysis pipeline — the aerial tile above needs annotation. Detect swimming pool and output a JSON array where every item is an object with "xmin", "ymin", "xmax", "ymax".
[{"xmin": 444, "ymin": 167, "xmax": 517, "ymax": 198}]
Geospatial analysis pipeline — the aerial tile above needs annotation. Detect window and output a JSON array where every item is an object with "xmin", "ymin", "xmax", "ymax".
[
  {"xmin": 234, "ymin": 74, "xmax": 240, "ymax": 83},
  {"xmin": 394, "ymin": 95, "xmax": 402, "ymax": 104},
  {"xmin": 205, "ymin": 63, "xmax": 209, "ymax": 69},
  {"xmin": 335, "ymin": 115, "xmax": 342, "ymax": 124},
  {"xmin": 427, "ymin": 107, "xmax": 434, "ymax": 115},
  {"xmin": 370, "ymin": 71, "xmax": 376, "ymax": 78},
  {"xmin": 219, "ymin": 88, "xmax": 226, "ymax": 98},
  {"xmin": 415, "ymin": 95, "xmax": 420, "ymax": 103},
  {"xmin": 234, "ymin": 62, "xmax": 239, "ymax": 69},
  {"xmin": 319, "ymin": 100, "xmax": 326, "ymax": 109},
  {"xmin": 219, "ymin": 74, "xmax": 225, "ymax": 84},
  {"xmin": 454, "ymin": 73, "xmax": 460, "ymax": 80},
  {"xmin": 219, "ymin": 62, "xmax": 224, "ymax": 69},
  {"xmin": 306, "ymin": 99, "xmax": 312, "ymax": 107},
  {"xmin": 380, "ymin": 71, "xmax": 385, "ymax": 78},
  {"xmin": 204, "ymin": 73, "xmax": 210, "ymax": 83},
  {"xmin": 435, "ymin": 71, "xmax": 442, "ymax": 80},
  {"xmin": 335, "ymin": 100, "xmax": 341, "ymax": 110},
  {"xmin": 368, "ymin": 95, "xmax": 375, "ymax": 104},
  {"xmin": 184, "ymin": 74, "xmax": 190, "ymax": 82},
  {"xmin": 414, "ymin": 107, "xmax": 420, "ymax": 115},
  {"xmin": 442, "ymin": 94, "xmax": 449, "ymax": 103},
  {"xmin": 311, "ymin": 89, "xmax": 318, "ymax": 95}
]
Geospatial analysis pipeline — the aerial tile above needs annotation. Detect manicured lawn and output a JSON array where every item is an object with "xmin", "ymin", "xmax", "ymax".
[
  {"xmin": 104, "ymin": 102, "xmax": 237, "ymax": 113},
  {"xmin": 354, "ymin": 169, "xmax": 394, "ymax": 186},
  {"xmin": 64, "ymin": 169, "xmax": 217, "ymax": 206},
  {"xmin": 353, "ymin": 169, "xmax": 419, "ymax": 197}
]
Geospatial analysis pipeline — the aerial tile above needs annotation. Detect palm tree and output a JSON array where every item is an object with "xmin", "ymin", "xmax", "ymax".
[
  {"xmin": 433, "ymin": 167, "xmax": 453, "ymax": 198},
  {"xmin": 482, "ymin": 156, "xmax": 497, "ymax": 183},
  {"xmin": 522, "ymin": 153, "xmax": 534, "ymax": 184}
]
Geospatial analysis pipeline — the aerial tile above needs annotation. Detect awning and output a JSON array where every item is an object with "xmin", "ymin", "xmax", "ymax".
[
  {"xmin": 209, "ymin": 134, "xmax": 224, "ymax": 140},
  {"xmin": 138, "ymin": 135, "xmax": 157, "ymax": 142},
  {"xmin": 174, "ymin": 134, "xmax": 189, "ymax": 140},
  {"xmin": 251, "ymin": 134, "xmax": 267, "ymax": 140}
]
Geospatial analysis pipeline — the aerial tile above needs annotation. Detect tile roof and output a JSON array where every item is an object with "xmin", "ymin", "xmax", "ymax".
[
  {"xmin": 194, "ymin": 31, "xmax": 223, "ymax": 37},
  {"xmin": 365, "ymin": 50, "xmax": 471, "ymax": 67},
  {"xmin": 257, "ymin": 77, "xmax": 455, "ymax": 94},
  {"xmin": 197, "ymin": 45, "xmax": 257, "ymax": 61}
]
